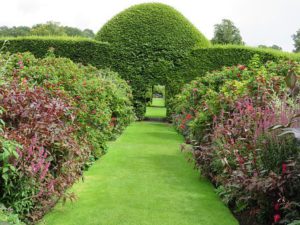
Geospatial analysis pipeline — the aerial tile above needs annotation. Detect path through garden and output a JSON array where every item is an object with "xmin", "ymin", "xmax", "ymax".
[{"xmin": 39, "ymin": 102, "xmax": 238, "ymax": 225}]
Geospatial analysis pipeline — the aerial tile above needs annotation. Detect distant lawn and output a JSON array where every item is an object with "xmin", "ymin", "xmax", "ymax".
[
  {"xmin": 152, "ymin": 97, "xmax": 165, "ymax": 107},
  {"xmin": 145, "ymin": 98, "xmax": 166, "ymax": 119},
  {"xmin": 145, "ymin": 107, "xmax": 166, "ymax": 119}
]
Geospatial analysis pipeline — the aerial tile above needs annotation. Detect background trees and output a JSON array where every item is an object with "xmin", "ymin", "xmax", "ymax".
[
  {"xmin": 292, "ymin": 29, "xmax": 300, "ymax": 52},
  {"xmin": 258, "ymin": 44, "xmax": 282, "ymax": 50},
  {"xmin": 211, "ymin": 19, "xmax": 244, "ymax": 45},
  {"xmin": 0, "ymin": 21, "xmax": 95, "ymax": 38}
]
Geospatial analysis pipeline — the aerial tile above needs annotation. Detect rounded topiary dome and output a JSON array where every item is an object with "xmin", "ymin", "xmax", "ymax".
[
  {"xmin": 96, "ymin": 3, "xmax": 210, "ymax": 119},
  {"xmin": 96, "ymin": 3, "xmax": 210, "ymax": 50}
]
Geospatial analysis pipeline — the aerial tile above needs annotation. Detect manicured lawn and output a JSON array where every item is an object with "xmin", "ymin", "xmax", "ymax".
[
  {"xmin": 145, "ymin": 107, "xmax": 166, "ymax": 119},
  {"xmin": 145, "ymin": 98, "xmax": 166, "ymax": 119},
  {"xmin": 152, "ymin": 97, "xmax": 165, "ymax": 107},
  {"xmin": 39, "ymin": 111, "xmax": 237, "ymax": 225}
]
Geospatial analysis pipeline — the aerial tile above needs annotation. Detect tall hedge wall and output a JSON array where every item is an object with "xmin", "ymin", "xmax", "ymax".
[
  {"xmin": 165, "ymin": 45, "xmax": 300, "ymax": 117},
  {"xmin": 1, "ymin": 37, "xmax": 300, "ymax": 120},
  {"xmin": 0, "ymin": 36, "xmax": 111, "ymax": 68},
  {"xmin": 96, "ymin": 3, "xmax": 210, "ymax": 119}
]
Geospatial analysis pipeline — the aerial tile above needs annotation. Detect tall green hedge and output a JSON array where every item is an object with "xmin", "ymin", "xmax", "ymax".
[
  {"xmin": 1, "ymin": 33, "xmax": 300, "ymax": 120},
  {"xmin": 165, "ymin": 45, "xmax": 300, "ymax": 117},
  {"xmin": 96, "ymin": 3, "xmax": 210, "ymax": 119},
  {"xmin": 0, "ymin": 36, "xmax": 111, "ymax": 67}
]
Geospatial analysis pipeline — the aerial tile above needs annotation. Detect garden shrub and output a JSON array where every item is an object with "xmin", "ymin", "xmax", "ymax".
[
  {"xmin": 0, "ymin": 51, "xmax": 134, "ymax": 223},
  {"xmin": 173, "ymin": 58, "xmax": 300, "ymax": 224},
  {"xmin": 0, "ymin": 204, "xmax": 25, "ymax": 225},
  {"xmin": 0, "ymin": 80, "xmax": 84, "ymax": 223},
  {"xmin": 1, "ymin": 51, "xmax": 135, "ymax": 157},
  {"xmin": 1, "ymin": 37, "xmax": 300, "ymax": 120}
]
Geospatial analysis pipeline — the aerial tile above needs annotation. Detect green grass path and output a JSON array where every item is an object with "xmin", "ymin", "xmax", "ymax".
[
  {"xmin": 145, "ymin": 98, "xmax": 166, "ymax": 119},
  {"xmin": 40, "ymin": 108, "xmax": 237, "ymax": 225}
]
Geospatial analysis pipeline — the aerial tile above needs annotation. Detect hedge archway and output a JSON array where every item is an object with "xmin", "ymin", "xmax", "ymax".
[
  {"xmin": 96, "ymin": 3, "xmax": 210, "ymax": 119},
  {"xmin": 1, "ymin": 4, "xmax": 300, "ymax": 119}
]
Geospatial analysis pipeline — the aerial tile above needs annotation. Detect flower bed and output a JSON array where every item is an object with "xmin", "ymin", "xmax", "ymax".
[
  {"xmin": 0, "ymin": 51, "xmax": 135, "ymax": 223},
  {"xmin": 173, "ymin": 55, "xmax": 300, "ymax": 224}
]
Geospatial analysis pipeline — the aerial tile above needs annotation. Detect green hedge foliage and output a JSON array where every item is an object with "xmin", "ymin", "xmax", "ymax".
[
  {"xmin": 172, "ymin": 57, "xmax": 300, "ymax": 225},
  {"xmin": 0, "ymin": 36, "xmax": 111, "ymax": 68},
  {"xmin": 95, "ymin": 3, "xmax": 210, "ymax": 119},
  {"xmin": 166, "ymin": 45, "xmax": 300, "ymax": 117},
  {"xmin": 1, "ymin": 38, "xmax": 300, "ymax": 120},
  {"xmin": 0, "ymin": 51, "xmax": 134, "ymax": 223}
]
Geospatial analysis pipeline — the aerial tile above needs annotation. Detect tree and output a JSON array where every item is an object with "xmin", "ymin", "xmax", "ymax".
[
  {"xmin": 258, "ymin": 44, "xmax": 282, "ymax": 51},
  {"xmin": 82, "ymin": 29, "xmax": 95, "ymax": 38},
  {"xmin": 211, "ymin": 19, "xmax": 244, "ymax": 45},
  {"xmin": 292, "ymin": 29, "xmax": 300, "ymax": 52},
  {"xmin": 63, "ymin": 26, "xmax": 83, "ymax": 36},
  {"xmin": 31, "ymin": 21, "xmax": 66, "ymax": 36},
  {"xmin": 0, "ymin": 26, "xmax": 31, "ymax": 37},
  {"xmin": 0, "ymin": 22, "xmax": 95, "ymax": 38}
]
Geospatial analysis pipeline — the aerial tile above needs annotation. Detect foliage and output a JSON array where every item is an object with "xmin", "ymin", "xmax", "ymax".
[
  {"xmin": 2, "ymin": 51, "xmax": 134, "ymax": 157},
  {"xmin": 172, "ymin": 58, "xmax": 300, "ymax": 224},
  {"xmin": 292, "ymin": 29, "xmax": 300, "ymax": 53},
  {"xmin": 211, "ymin": 19, "xmax": 244, "ymax": 45},
  {"xmin": 95, "ymin": 2, "xmax": 210, "ymax": 119},
  {"xmin": 0, "ymin": 36, "xmax": 110, "ymax": 68},
  {"xmin": 0, "ymin": 21, "xmax": 95, "ymax": 38},
  {"xmin": 258, "ymin": 44, "xmax": 282, "ymax": 51},
  {"xmin": 0, "ymin": 52, "xmax": 134, "ymax": 223},
  {"xmin": 0, "ymin": 80, "xmax": 84, "ymax": 222},
  {"xmin": 1, "ymin": 5, "xmax": 300, "ymax": 120},
  {"xmin": 0, "ymin": 26, "xmax": 31, "ymax": 37},
  {"xmin": 0, "ymin": 204, "xmax": 25, "ymax": 225},
  {"xmin": 153, "ymin": 85, "xmax": 165, "ymax": 98}
]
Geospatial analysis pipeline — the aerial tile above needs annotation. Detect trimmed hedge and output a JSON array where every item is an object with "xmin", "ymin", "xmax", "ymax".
[
  {"xmin": 1, "ymin": 37, "xmax": 300, "ymax": 120},
  {"xmin": 0, "ymin": 36, "xmax": 111, "ymax": 68},
  {"xmin": 96, "ymin": 3, "xmax": 210, "ymax": 119},
  {"xmin": 165, "ymin": 45, "xmax": 300, "ymax": 117}
]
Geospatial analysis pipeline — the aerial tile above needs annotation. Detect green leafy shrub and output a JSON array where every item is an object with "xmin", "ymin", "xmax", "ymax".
[
  {"xmin": 0, "ymin": 52, "xmax": 134, "ymax": 223},
  {"xmin": 1, "ymin": 7, "xmax": 300, "ymax": 120},
  {"xmin": 172, "ymin": 58, "xmax": 300, "ymax": 224},
  {"xmin": 2, "ymin": 51, "xmax": 135, "ymax": 157},
  {"xmin": 0, "ymin": 80, "xmax": 84, "ymax": 223},
  {"xmin": 0, "ymin": 204, "xmax": 25, "ymax": 225}
]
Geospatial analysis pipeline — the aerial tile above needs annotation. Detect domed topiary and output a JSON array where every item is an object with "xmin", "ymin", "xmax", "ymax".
[
  {"xmin": 96, "ymin": 3, "xmax": 210, "ymax": 119},
  {"xmin": 96, "ymin": 3, "xmax": 209, "ymax": 51}
]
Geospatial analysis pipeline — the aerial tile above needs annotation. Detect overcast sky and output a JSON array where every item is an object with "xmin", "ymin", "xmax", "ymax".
[{"xmin": 2, "ymin": 0, "xmax": 300, "ymax": 52}]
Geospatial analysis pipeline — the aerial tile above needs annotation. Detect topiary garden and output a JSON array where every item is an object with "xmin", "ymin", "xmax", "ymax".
[{"xmin": 1, "ymin": 2, "xmax": 300, "ymax": 225}]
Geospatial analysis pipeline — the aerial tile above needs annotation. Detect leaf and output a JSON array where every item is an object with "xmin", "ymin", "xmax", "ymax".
[
  {"xmin": 268, "ymin": 124, "xmax": 285, "ymax": 130},
  {"xmin": 279, "ymin": 128, "xmax": 300, "ymax": 140},
  {"xmin": 285, "ymin": 71, "xmax": 297, "ymax": 89},
  {"xmin": 288, "ymin": 220, "xmax": 300, "ymax": 225}
]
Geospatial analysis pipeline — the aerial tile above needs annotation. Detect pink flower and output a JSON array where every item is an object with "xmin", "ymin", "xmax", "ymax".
[
  {"xmin": 274, "ymin": 203, "xmax": 280, "ymax": 211},
  {"xmin": 282, "ymin": 163, "xmax": 287, "ymax": 174},
  {"xmin": 274, "ymin": 214, "xmax": 281, "ymax": 223},
  {"xmin": 186, "ymin": 114, "xmax": 192, "ymax": 120},
  {"xmin": 246, "ymin": 105, "xmax": 254, "ymax": 111}
]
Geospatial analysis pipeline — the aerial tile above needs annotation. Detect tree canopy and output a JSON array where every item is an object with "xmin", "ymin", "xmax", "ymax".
[
  {"xmin": 0, "ymin": 21, "xmax": 95, "ymax": 38},
  {"xmin": 292, "ymin": 29, "xmax": 300, "ymax": 52},
  {"xmin": 258, "ymin": 44, "xmax": 282, "ymax": 51},
  {"xmin": 211, "ymin": 19, "xmax": 244, "ymax": 45}
]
